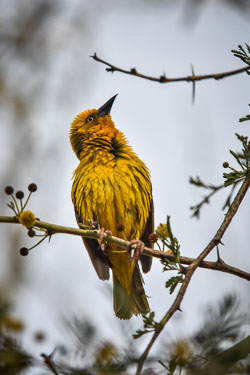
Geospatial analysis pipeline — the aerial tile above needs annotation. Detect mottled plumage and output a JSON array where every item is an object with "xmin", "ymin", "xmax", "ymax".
[{"xmin": 70, "ymin": 95, "xmax": 153, "ymax": 319}]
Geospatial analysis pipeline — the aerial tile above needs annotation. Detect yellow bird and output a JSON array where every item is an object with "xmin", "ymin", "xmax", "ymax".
[{"xmin": 70, "ymin": 95, "xmax": 154, "ymax": 319}]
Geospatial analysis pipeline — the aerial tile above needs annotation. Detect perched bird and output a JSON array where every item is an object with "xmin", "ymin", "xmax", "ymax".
[{"xmin": 70, "ymin": 95, "xmax": 154, "ymax": 319}]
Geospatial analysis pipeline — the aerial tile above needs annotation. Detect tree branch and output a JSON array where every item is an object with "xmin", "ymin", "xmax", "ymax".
[
  {"xmin": 0, "ymin": 216, "xmax": 250, "ymax": 281},
  {"xmin": 41, "ymin": 352, "xmax": 60, "ymax": 375},
  {"xmin": 0, "ymin": 215, "xmax": 249, "ymax": 281},
  {"xmin": 91, "ymin": 53, "xmax": 250, "ymax": 84},
  {"xmin": 135, "ymin": 178, "xmax": 250, "ymax": 375}
]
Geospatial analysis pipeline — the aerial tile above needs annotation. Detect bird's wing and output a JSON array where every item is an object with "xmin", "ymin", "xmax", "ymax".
[
  {"xmin": 74, "ymin": 208, "xmax": 110, "ymax": 281},
  {"xmin": 82, "ymin": 237, "xmax": 110, "ymax": 280},
  {"xmin": 140, "ymin": 199, "xmax": 154, "ymax": 273}
]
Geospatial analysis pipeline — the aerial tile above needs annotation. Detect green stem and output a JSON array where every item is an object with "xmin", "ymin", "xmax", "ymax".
[
  {"xmin": 28, "ymin": 234, "xmax": 49, "ymax": 251},
  {"xmin": 156, "ymin": 242, "xmax": 162, "ymax": 251},
  {"xmin": 11, "ymin": 194, "xmax": 20, "ymax": 215},
  {"xmin": 22, "ymin": 192, "xmax": 32, "ymax": 210}
]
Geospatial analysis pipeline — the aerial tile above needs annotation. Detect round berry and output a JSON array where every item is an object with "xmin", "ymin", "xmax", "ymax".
[
  {"xmin": 5, "ymin": 186, "xmax": 14, "ymax": 195},
  {"xmin": 16, "ymin": 191, "xmax": 24, "ymax": 199},
  {"xmin": 34, "ymin": 331, "xmax": 45, "ymax": 342},
  {"xmin": 28, "ymin": 183, "xmax": 37, "ymax": 192},
  {"xmin": 148, "ymin": 233, "xmax": 159, "ymax": 243},
  {"xmin": 20, "ymin": 247, "xmax": 29, "ymax": 256},
  {"xmin": 27, "ymin": 228, "xmax": 36, "ymax": 237},
  {"xmin": 116, "ymin": 223, "xmax": 125, "ymax": 232},
  {"xmin": 223, "ymin": 162, "xmax": 229, "ymax": 168}
]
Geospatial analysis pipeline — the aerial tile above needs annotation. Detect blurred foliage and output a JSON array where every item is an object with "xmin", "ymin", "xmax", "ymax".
[
  {"xmin": 0, "ymin": 293, "xmax": 249, "ymax": 374},
  {"xmin": 191, "ymin": 294, "xmax": 246, "ymax": 356},
  {"xmin": 0, "ymin": 335, "xmax": 32, "ymax": 375},
  {"xmin": 0, "ymin": 0, "xmax": 93, "ymax": 304},
  {"xmin": 190, "ymin": 132, "xmax": 250, "ymax": 218},
  {"xmin": 0, "ymin": 297, "xmax": 32, "ymax": 375},
  {"xmin": 185, "ymin": 0, "xmax": 250, "ymax": 13}
]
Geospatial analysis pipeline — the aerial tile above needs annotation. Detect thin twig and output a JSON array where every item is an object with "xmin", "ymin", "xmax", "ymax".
[
  {"xmin": 41, "ymin": 352, "xmax": 60, "ymax": 375},
  {"xmin": 0, "ymin": 216, "xmax": 249, "ymax": 281},
  {"xmin": 135, "ymin": 178, "xmax": 250, "ymax": 375},
  {"xmin": 91, "ymin": 53, "xmax": 250, "ymax": 84}
]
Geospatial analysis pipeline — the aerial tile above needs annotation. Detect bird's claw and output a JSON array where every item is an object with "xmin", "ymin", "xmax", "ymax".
[
  {"xmin": 99, "ymin": 227, "xmax": 112, "ymax": 253},
  {"xmin": 129, "ymin": 240, "xmax": 145, "ymax": 260}
]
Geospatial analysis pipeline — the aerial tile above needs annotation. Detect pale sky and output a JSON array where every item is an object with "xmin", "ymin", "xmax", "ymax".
[{"xmin": 1, "ymin": 0, "xmax": 250, "ymax": 368}]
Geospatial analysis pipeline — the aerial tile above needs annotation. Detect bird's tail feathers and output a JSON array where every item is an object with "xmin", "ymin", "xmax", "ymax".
[{"xmin": 113, "ymin": 265, "xmax": 150, "ymax": 320}]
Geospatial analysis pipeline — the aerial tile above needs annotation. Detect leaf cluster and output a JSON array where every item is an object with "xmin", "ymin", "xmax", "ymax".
[
  {"xmin": 232, "ymin": 44, "xmax": 250, "ymax": 74},
  {"xmin": 165, "ymin": 275, "xmax": 184, "ymax": 295},
  {"xmin": 190, "ymin": 132, "xmax": 250, "ymax": 218},
  {"xmin": 155, "ymin": 217, "xmax": 184, "ymax": 294},
  {"xmin": 223, "ymin": 133, "xmax": 250, "ymax": 187},
  {"xmin": 156, "ymin": 216, "xmax": 180, "ymax": 261},
  {"xmin": 132, "ymin": 312, "xmax": 163, "ymax": 339}
]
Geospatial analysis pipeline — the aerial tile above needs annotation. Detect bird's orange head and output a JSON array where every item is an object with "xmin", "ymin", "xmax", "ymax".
[{"xmin": 70, "ymin": 95, "xmax": 118, "ymax": 159}]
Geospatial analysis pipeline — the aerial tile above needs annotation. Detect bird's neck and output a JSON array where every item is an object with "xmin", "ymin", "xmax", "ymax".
[{"xmin": 79, "ymin": 127, "xmax": 130, "ymax": 161}]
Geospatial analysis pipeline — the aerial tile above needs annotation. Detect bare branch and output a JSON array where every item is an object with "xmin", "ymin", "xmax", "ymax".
[
  {"xmin": 91, "ymin": 53, "xmax": 250, "ymax": 85},
  {"xmin": 136, "ymin": 178, "xmax": 250, "ymax": 375},
  {"xmin": 41, "ymin": 352, "xmax": 60, "ymax": 375}
]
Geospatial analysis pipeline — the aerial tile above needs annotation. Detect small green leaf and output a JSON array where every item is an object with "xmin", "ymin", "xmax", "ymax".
[
  {"xmin": 165, "ymin": 276, "xmax": 183, "ymax": 294},
  {"xmin": 239, "ymin": 114, "xmax": 250, "ymax": 123},
  {"xmin": 232, "ymin": 44, "xmax": 250, "ymax": 66},
  {"xmin": 229, "ymin": 150, "xmax": 244, "ymax": 169}
]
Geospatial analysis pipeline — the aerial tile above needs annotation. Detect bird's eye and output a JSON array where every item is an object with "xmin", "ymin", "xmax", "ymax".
[{"xmin": 86, "ymin": 116, "xmax": 94, "ymax": 123}]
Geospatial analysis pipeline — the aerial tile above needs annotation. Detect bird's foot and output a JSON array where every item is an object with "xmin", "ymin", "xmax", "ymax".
[
  {"xmin": 99, "ymin": 227, "xmax": 112, "ymax": 253},
  {"xmin": 129, "ymin": 240, "xmax": 145, "ymax": 260}
]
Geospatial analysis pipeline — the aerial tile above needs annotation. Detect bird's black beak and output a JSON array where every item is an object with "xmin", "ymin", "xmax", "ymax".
[{"xmin": 98, "ymin": 94, "xmax": 117, "ymax": 117}]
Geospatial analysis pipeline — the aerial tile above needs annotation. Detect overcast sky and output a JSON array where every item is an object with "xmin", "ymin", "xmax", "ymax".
[{"xmin": 0, "ymin": 0, "xmax": 250, "ymax": 366}]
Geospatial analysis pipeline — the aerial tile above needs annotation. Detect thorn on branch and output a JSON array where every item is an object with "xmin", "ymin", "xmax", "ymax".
[
  {"xmin": 91, "ymin": 52, "xmax": 250, "ymax": 88},
  {"xmin": 213, "ymin": 237, "xmax": 224, "ymax": 246},
  {"xmin": 159, "ymin": 74, "xmax": 166, "ymax": 83},
  {"xmin": 191, "ymin": 63, "xmax": 196, "ymax": 104},
  {"xmin": 180, "ymin": 265, "xmax": 187, "ymax": 275},
  {"xmin": 216, "ymin": 245, "xmax": 222, "ymax": 263}
]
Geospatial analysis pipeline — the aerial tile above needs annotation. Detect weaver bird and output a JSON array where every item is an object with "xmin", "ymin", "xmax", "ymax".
[{"xmin": 70, "ymin": 95, "xmax": 154, "ymax": 319}]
